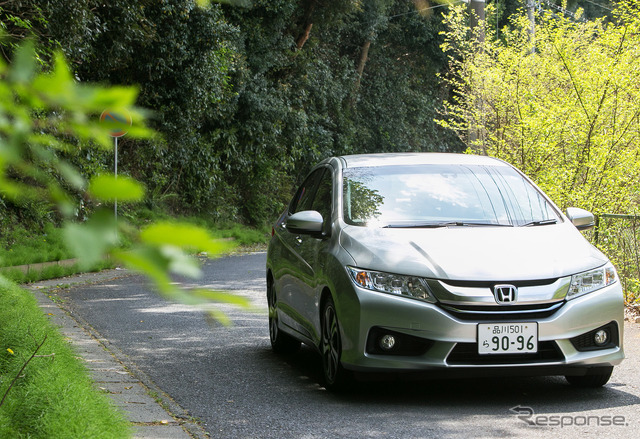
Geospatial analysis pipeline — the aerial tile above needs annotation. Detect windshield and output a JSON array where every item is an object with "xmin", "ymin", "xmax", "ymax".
[{"xmin": 342, "ymin": 164, "xmax": 561, "ymax": 228}]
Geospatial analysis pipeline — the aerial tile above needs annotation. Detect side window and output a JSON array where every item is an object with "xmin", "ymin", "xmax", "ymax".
[
  {"xmin": 290, "ymin": 169, "xmax": 325, "ymax": 214},
  {"xmin": 311, "ymin": 171, "xmax": 333, "ymax": 227}
]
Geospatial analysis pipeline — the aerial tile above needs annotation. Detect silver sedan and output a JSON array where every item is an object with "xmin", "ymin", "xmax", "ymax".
[{"xmin": 266, "ymin": 153, "xmax": 624, "ymax": 390}]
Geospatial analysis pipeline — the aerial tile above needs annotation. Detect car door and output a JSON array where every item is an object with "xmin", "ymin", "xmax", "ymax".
[{"xmin": 278, "ymin": 166, "xmax": 333, "ymax": 341}]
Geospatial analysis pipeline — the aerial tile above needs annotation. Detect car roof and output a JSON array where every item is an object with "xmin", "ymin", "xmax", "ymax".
[{"xmin": 338, "ymin": 153, "xmax": 508, "ymax": 169}]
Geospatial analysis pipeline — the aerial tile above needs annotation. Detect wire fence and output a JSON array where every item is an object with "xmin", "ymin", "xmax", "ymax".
[{"xmin": 593, "ymin": 214, "xmax": 640, "ymax": 305}]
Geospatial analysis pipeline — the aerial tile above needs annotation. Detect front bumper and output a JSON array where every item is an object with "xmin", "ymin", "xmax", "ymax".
[{"xmin": 339, "ymin": 282, "xmax": 624, "ymax": 375}]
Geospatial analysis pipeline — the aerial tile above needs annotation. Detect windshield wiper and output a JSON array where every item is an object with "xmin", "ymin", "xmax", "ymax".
[
  {"xmin": 382, "ymin": 222, "xmax": 452, "ymax": 229},
  {"xmin": 382, "ymin": 221, "xmax": 512, "ymax": 229},
  {"xmin": 522, "ymin": 219, "xmax": 558, "ymax": 227}
]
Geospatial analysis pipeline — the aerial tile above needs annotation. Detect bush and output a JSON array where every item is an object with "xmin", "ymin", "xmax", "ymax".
[{"xmin": 595, "ymin": 215, "xmax": 640, "ymax": 304}]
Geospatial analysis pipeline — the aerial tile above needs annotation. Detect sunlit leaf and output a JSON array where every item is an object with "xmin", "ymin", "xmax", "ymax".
[
  {"xmin": 88, "ymin": 174, "xmax": 145, "ymax": 202},
  {"xmin": 190, "ymin": 289, "xmax": 252, "ymax": 308},
  {"xmin": 207, "ymin": 309, "xmax": 231, "ymax": 327},
  {"xmin": 49, "ymin": 185, "xmax": 76, "ymax": 218},
  {"xmin": 140, "ymin": 221, "xmax": 235, "ymax": 255},
  {"xmin": 83, "ymin": 86, "xmax": 140, "ymax": 111},
  {"xmin": 160, "ymin": 245, "xmax": 202, "ymax": 279},
  {"xmin": 208, "ymin": 0, "xmax": 253, "ymax": 7},
  {"xmin": 30, "ymin": 53, "xmax": 76, "ymax": 109},
  {"xmin": 63, "ymin": 225, "xmax": 111, "ymax": 269},
  {"xmin": 63, "ymin": 209, "xmax": 118, "ymax": 269},
  {"xmin": 113, "ymin": 247, "xmax": 174, "ymax": 295}
]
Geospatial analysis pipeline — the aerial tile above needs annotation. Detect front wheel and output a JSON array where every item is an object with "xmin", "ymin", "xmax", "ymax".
[
  {"xmin": 267, "ymin": 277, "xmax": 300, "ymax": 354},
  {"xmin": 565, "ymin": 366, "xmax": 613, "ymax": 388},
  {"xmin": 321, "ymin": 296, "xmax": 351, "ymax": 391}
]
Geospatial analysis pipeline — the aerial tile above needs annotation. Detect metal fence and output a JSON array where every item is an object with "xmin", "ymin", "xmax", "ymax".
[{"xmin": 594, "ymin": 214, "xmax": 640, "ymax": 304}]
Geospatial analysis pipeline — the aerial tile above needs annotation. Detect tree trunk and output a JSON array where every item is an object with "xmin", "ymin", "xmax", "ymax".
[
  {"xmin": 295, "ymin": 1, "xmax": 316, "ymax": 50},
  {"xmin": 352, "ymin": 39, "xmax": 371, "ymax": 98},
  {"xmin": 296, "ymin": 22, "xmax": 313, "ymax": 50}
]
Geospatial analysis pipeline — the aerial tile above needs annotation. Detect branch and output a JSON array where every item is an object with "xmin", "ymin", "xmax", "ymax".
[
  {"xmin": 553, "ymin": 42, "xmax": 591, "ymax": 123},
  {"xmin": 0, "ymin": 335, "xmax": 49, "ymax": 409}
]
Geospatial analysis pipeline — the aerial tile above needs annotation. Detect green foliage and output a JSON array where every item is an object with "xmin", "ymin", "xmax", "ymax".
[
  {"xmin": 0, "ymin": 283, "xmax": 130, "ymax": 438},
  {"xmin": 0, "ymin": 40, "xmax": 150, "ymax": 216},
  {"xmin": 3, "ymin": 0, "xmax": 462, "ymax": 225},
  {"xmin": 0, "ymin": 39, "xmax": 252, "ymax": 327},
  {"xmin": 439, "ymin": 1, "xmax": 640, "ymax": 214},
  {"xmin": 596, "ymin": 215, "xmax": 640, "ymax": 304},
  {"xmin": 215, "ymin": 0, "xmax": 463, "ymax": 222},
  {"xmin": 440, "ymin": 0, "xmax": 640, "ymax": 299},
  {"xmin": 69, "ymin": 0, "xmax": 239, "ymax": 215},
  {"xmin": 63, "ymin": 210, "xmax": 118, "ymax": 269},
  {"xmin": 2, "ymin": 0, "xmax": 467, "ymax": 227}
]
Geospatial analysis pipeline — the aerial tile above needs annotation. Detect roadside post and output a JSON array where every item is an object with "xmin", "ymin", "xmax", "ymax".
[{"xmin": 99, "ymin": 109, "xmax": 132, "ymax": 236}]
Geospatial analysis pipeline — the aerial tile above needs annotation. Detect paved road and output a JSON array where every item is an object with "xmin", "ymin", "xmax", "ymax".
[{"xmin": 57, "ymin": 252, "xmax": 640, "ymax": 439}]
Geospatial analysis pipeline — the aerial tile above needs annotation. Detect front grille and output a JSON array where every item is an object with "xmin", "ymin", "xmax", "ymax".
[
  {"xmin": 447, "ymin": 341, "xmax": 564, "ymax": 365},
  {"xmin": 438, "ymin": 301, "xmax": 565, "ymax": 321},
  {"xmin": 440, "ymin": 278, "xmax": 559, "ymax": 288}
]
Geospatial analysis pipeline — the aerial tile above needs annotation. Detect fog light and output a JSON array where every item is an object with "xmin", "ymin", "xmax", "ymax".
[
  {"xmin": 594, "ymin": 330, "xmax": 608, "ymax": 346},
  {"xmin": 379, "ymin": 334, "xmax": 396, "ymax": 351}
]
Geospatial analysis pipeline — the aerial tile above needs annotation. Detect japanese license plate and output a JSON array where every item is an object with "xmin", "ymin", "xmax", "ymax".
[{"xmin": 478, "ymin": 323, "xmax": 538, "ymax": 354}]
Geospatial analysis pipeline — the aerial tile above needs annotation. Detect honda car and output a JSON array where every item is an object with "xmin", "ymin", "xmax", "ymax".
[{"xmin": 266, "ymin": 153, "xmax": 624, "ymax": 390}]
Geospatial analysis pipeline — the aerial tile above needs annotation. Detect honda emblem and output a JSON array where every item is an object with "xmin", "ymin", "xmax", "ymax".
[{"xmin": 494, "ymin": 284, "xmax": 518, "ymax": 304}]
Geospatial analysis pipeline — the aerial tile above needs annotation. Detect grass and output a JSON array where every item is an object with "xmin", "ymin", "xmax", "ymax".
[
  {"xmin": 0, "ymin": 211, "xmax": 270, "ymax": 438},
  {"xmin": 208, "ymin": 222, "xmax": 271, "ymax": 247},
  {"xmin": 0, "ymin": 283, "xmax": 130, "ymax": 438},
  {"xmin": 0, "ymin": 215, "xmax": 269, "ymax": 284},
  {"xmin": 0, "ymin": 223, "xmax": 72, "ymax": 268},
  {"xmin": 0, "ymin": 260, "xmax": 115, "ymax": 284},
  {"xmin": 126, "ymin": 208, "xmax": 272, "ymax": 247}
]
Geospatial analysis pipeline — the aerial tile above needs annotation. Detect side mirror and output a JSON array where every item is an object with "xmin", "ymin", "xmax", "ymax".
[
  {"xmin": 286, "ymin": 210, "xmax": 325, "ymax": 236},
  {"xmin": 566, "ymin": 207, "xmax": 596, "ymax": 231}
]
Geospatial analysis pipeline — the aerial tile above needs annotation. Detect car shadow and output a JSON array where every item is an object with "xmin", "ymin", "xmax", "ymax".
[{"xmin": 265, "ymin": 344, "xmax": 640, "ymax": 413}]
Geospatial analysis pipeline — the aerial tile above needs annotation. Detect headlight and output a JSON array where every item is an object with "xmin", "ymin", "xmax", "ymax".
[
  {"xmin": 567, "ymin": 264, "xmax": 618, "ymax": 300},
  {"xmin": 346, "ymin": 267, "xmax": 436, "ymax": 303}
]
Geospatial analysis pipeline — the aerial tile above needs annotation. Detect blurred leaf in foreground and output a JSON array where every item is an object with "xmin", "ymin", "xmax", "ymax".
[
  {"xmin": 88, "ymin": 174, "xmax": 145, "ymax": 202},
  {"xmin": 114, "ymin": 221, "xmax": 248, "ymax": 323},
  {"xmin": 0, "ymin": 38, "xmax": 249, "ymax": 324}
]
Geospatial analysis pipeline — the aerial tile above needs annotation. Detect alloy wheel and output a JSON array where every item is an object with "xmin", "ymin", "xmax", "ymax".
[
  {"xmin": 267, "ymin": 280, "xmax": 279, "ymax": 344},
  {"xmin": 266, "ymin": 277, "xmax": 300, "ymax": 354},
  {"xmin": 321, "ymin": 299, "xmax": 341, "ymax": 385}
]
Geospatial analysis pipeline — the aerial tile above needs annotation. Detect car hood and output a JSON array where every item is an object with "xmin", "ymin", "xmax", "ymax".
[{"xmin": 339, "ymin": 224, "xmax": 608, "ymax": 281}]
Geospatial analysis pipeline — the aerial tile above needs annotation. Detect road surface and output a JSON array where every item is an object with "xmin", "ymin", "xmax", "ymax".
[{"xmin": 56, "ymin": 252, "xmax": 640, "ymax": 438}]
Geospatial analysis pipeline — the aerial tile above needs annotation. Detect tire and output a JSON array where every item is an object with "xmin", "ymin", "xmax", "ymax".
[
  {"xmin": 320, "ymin": 295, "xmax": 351, "ymax": 391},
  {"xmin": 565, "ymin": 366, "xmax": 613, "ymax": 388},
  {"xmin": 267, "ymin": 277, "xmax": 300, "ymax": 354}
]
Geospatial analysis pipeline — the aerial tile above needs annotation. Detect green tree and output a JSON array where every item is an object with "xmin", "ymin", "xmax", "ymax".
[
  {"xmin": 218, "ymin": 0, "xmax": 463, "ymax": 223},
  {"xmin": 71, "ymin": 0, "xmax": 238, "ymax": 213},
  {"xmin": 2, "ymin": 0, "xmax": 465, "ymax": 226},
  {"xmin": 439, "ymin": 0, "xmax": 640, "ymax": 214},
  {"xmin": 0, "ymin": 40, "xmax": 248, "ymax": 321}
]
